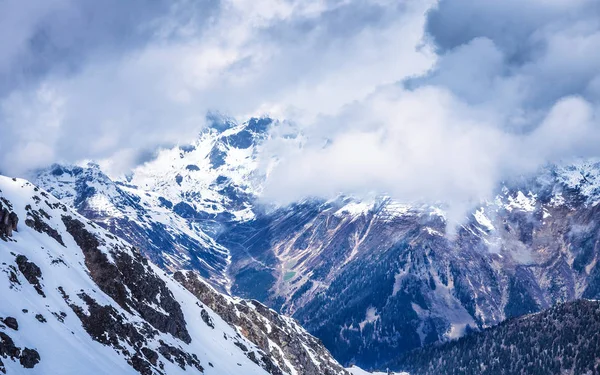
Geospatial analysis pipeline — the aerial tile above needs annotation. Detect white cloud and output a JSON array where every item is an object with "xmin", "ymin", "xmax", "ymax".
[
  {"xmin": 1, "ymin": 0, "xmax": 600, "ymax": 232},
  {"xmin": 256, "ymin": 0, "xmax": 600, "ymax": 230},
  {"xmin": 261, "ymin": 87, "xmax": 600, "ymax": 229},
  {"xmin": 0, "ymin": 0, "xmax": 434, "ymax": 176}
]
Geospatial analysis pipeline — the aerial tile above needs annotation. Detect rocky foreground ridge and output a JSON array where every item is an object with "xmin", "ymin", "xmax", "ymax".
[{"xmin": 0, "ymin": 175, "xmax": 347, "ymax": 375}]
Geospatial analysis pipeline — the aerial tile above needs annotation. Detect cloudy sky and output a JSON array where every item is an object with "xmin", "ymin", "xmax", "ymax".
[{"xmin": 2, "ymin": 0, "xmax": 600, "ymax": 218}]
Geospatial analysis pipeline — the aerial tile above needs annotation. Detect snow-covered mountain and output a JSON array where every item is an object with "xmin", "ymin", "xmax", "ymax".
[
  {"xmin": 36, "ymin": 162, "xmax": 233, "ymax": 292},
  {"xmin": 0, "ymin": 175, "xmax": 348, "ymax": 375},
  {"xmin": 223, "ymin": 161, "xmax": 600, "ymax": 368},
  {"xmin": 35, "ymin": 117, "xmax": 274, "ymax": 292},
  {"xmin": 126, "ymin": 117, "xmax": 272, "ymax": 222},
  {"xmin": 32, "ymin": 115, "xmax": 600, "ymax": 369}
]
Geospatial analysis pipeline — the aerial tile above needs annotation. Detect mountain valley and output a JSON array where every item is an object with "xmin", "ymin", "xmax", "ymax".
[{"xmin": 32, "ymin": 117, "xmax": 600, "ymax": 370}]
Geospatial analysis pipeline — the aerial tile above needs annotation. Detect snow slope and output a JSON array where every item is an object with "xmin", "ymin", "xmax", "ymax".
[
  {"xmin": 0, "ymin": 175, "xmax": 307, "ymax": 375},
  {"xmin": 36, "ymin": 163, "xmax": 233, "ymax": 291},
  {"xmin": 34, "ymin": 117, "xmax": 276, "ymax": 292}
]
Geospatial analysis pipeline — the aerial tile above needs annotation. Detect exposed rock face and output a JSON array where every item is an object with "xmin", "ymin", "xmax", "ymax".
[
  {"xmin": 18, "ymin": 348, "xmax": 40, "ymax": 369},
  {"xmin": 24, "ymin": 202, "xmax": 65, "ymax": 246},
  {"xmin": 174, "ymin": 270, "xmax": 349, "ymax": 375},
  {"xmin": 1, "ymin": 318, "xmax": 18, "ymax": 331},
  {"xmin": 218, "ymin": 166, "xmax": 600, "ymax": 368},
  {"xmin": 34, "ymin": 314, "xmax": 46, "ymax": 323},
  {"xmin": 0, "ymin": 176, "xmax": 352, "ymax": 375},
  {"xmin": 15, "ymin": 255, "xmax": 45, "ymax": 297},
  {"xmin": 61, "ymin": 215, "xmax": 191, "ymax": 344},
  {"xmin": 59, "ymin": 287, "xmax": 201, "ymax": 375},
  {"xmin": 0, "ymin": 319, "xmax": 40, "ymax": 373},
  {"xmin": 0, "ymin": 202, "xmax": 18, "ymax": 238}
]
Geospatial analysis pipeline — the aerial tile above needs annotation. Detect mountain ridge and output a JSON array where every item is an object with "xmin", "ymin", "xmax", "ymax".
[
  {"xmin": 32, "ymin": 116, "xmax": 600, "ymax": 369},
  {"xmin": 0, "ymin": 174, "xmax": 348, "ymax": 375}
]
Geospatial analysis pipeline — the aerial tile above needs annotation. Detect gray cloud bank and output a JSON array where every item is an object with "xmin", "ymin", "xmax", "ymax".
[
  {"xmin": 261, "ymin": 0, "xmax": 600, "ymax": 225},
  {"xmin": 1, "ymin": 0, "xmax": 600, "ymax": 226},
  {"xmin": 0, "ymin": 0, "xmax": 431, "ymax": 175}
]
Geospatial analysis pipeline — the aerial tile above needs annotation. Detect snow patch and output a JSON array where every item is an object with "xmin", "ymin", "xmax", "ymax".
[{"xmin": 473, "ymin": 208, "xmax": 494, "ymax": 231}]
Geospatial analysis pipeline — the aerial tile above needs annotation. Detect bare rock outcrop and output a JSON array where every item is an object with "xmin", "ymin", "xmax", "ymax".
[
  {"xmin": 0, "ymin": 204, "xmax": 18, "ymax": 238},
  {"xmin": 175, "ymin": 270, "xmax": 349, "ymax": 375}
]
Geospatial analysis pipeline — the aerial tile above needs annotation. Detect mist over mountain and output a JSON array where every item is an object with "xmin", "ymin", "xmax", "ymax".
[{"xmin": 29, "ymin": 116, "xmax": 600, "ymax": 371}]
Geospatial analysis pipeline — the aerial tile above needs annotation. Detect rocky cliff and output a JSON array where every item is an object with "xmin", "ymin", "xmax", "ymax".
[{"xmin": 175, "ymin": 270, "xmax": 348, "ymax": 375}]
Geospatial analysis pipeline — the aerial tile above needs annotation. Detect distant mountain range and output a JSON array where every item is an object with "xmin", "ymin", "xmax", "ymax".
[{"xmin": 33, "ymin": 116, "xmax": 600, "ymax": 370}]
